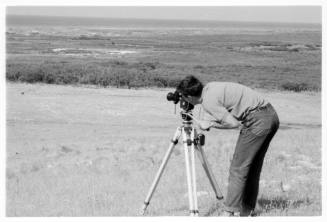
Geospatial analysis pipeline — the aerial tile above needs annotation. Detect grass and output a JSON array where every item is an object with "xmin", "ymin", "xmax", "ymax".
[
  {"xmin": 279, "ymin": 81, "xmax": 320, "ymax": 92},
  {"xmin": 6, "ymin": 59, "xmax": 321, "ymax": 91},
  {"xmin": 6, "ymin": 60, "xmax": 183, "ymax": 88},
  {"xmin": 257, "ymin": 195, "xmax": 312, "ymax": 213},
  {"xmin": 5, "ymin": 19, "xmax": 322, "ymax": 216},
  {"xmin": 6, "ymin": 83, "xmax": 321, "ymax": 216},
  {"xmin": 6, "ymin": 21, "xmax": 321, "ymax": 92}
]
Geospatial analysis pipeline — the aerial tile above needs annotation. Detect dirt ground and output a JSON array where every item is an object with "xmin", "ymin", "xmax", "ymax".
[{"xmin": 6, "ymin": 83, "xmax": 321, "ymax": 216}]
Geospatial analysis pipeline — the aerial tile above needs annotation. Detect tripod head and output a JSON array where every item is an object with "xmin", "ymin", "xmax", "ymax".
[{"xmin": 180, "ymin": 110, "xmax": 193, "ymax": 122}]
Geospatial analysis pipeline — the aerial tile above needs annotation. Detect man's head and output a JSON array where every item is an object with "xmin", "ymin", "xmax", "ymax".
[{"xmin": 176, "ymin": 75, "xmax": 203, "ymax": 105}]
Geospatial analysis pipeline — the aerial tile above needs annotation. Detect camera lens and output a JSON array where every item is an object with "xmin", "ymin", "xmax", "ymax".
[
  {"xmin": 166, "ymin": 92, "xmax": 174, "ymax": 101},
  {"xmin": 166, "ymin": 91, "xmax": 180, "ymax": 104}
]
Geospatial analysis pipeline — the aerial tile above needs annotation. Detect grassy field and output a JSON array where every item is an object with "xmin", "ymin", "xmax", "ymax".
[
  {"xmin": 6, "ymin": 83, "xmax": 321, "ymax": 216},
  {"xmin": 5, "ymin": 16, "xmax": 322, "ymax": 216},
  {"xmin": 6, "ymin": 16, "xmax": 321, "ymax": 91}
]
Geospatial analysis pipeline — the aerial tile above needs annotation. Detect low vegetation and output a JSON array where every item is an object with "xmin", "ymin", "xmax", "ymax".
[
  {"xmin": 6, "ymin": 83, "xmax": 321, "ymax": 216},
  {"xmin": 6, "ymin": 60, "xmax": 183, "ymax": 88},
  {"xmin": 6, "ymin": 58, "xmax": 320, "ymax": 92},
  {"xmin": 279, "ymin": 81, "xmax": 320, "ymax": 92},
  {"xmin": 5, "ymin": 17, "xmax": 322, "ymax": 215},
  {"xmin": 6, "ymin": 21, "xmax": 321, "ymax": 92}
]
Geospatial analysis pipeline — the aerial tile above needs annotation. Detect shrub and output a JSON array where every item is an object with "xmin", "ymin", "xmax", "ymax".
[
  {"xmin": 6, "ymin": 59, "xmax": 320, "ymax": 92},
  {"xmin": 153, "ymin": 76, "xmax": 168, "ymax": 87},
  {"xmin": 167, "ymin": 77, "xmax": 182, "ymax": 87},
  {"xmin": 280, "ymin": 82, "xmax": 317, "ymax": 92},
  {"xmin": 194, "ymin": 65, "xmax": 204, "ymax": 69},
  {"xmin": 44, "ymin": 73, "xmax": 56, "ymax": 84},
  {"xmin": 112, "ymin": 60, "xmax": 128, "ymax": 66},
  {"xmin": 129, "ymin": 79, "xmax": 145, "ymax": 88},
  {"xmin": 6, "ymin": 70, "xmax": 21, "ymax": 81},
  {"xmin": 18, "ymin": 69, "xmax": 44, "ymax": 83}
]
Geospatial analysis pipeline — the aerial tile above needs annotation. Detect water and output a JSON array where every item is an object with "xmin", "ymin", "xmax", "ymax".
[{"xmin": 6, "ymin": 15, "xmax": 321, "ymax": 30}]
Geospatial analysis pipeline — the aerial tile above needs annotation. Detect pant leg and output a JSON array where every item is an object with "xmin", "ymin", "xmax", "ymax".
[
  {"xmin": 224, "ymin": 105, "xmax": 279, "ymax": 213},
  {"xmin": 223, "ymin": 127, "xmax": 270, "ymax": 212},
  {"xmin": 241, "ymin": 126, "xmax": 278, "ymax": 213}
]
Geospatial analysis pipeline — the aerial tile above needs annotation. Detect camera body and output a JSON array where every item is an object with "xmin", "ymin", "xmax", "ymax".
[
  {"xmin": 166, "ymin": 91, "xmax": 194, "ymax": 112},
  {"xmin": 167, "ymin": 91, "xmax": 194, "ymax": 121}
]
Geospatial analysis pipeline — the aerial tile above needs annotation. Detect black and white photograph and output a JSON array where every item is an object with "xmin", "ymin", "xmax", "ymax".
[{"xmin": 2, "ymin": 1, "xmax": 325, "ymax": 219}]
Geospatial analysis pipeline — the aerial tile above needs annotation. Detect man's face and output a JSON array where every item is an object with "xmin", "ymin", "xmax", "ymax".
[{"xmin": 182, "ymin": 95, "xmax": 198, "ymax": 105}]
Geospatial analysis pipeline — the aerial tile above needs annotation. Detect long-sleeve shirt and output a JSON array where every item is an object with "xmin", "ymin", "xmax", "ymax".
[{"xmin": 200, "ymin": 82, "xmax": 268, "ymax": 123}]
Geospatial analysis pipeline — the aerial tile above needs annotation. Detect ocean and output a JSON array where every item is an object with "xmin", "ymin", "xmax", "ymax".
[{"xmin": 6, "ymin": 15, "xmax": 321, "ymax": 30}]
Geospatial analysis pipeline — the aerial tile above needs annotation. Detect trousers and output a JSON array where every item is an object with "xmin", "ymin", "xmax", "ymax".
[{"xmin": 224, "ymin": 103, "xmax": 279, "ymax": 214}]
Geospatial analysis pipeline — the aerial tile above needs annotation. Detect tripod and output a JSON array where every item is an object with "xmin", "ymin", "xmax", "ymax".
[{"xmin": 141, "ymin": 112, "xmax": 223, "ymax": 216}]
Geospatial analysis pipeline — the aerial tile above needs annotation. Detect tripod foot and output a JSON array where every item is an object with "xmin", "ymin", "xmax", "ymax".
[
  {"xmin": 140, "ymin": 202, "xmax": 149, "ymax": 216},
  {"xmin": 190, "ymin": 210, "xmax": 199, "ymax": 216},
  {"xmin": 216, "ymin": 196, "xmax": 224, "ymax": 200}
]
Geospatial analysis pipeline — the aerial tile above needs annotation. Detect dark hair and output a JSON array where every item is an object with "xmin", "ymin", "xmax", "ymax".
[{"xmin": 176, "ymin": 75, "xmax": 203, "ymax": 97}]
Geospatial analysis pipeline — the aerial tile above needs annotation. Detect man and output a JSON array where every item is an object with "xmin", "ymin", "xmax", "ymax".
[{"xmin": 176, "ymin": 75, "xmax": 279, "ymax": 216}]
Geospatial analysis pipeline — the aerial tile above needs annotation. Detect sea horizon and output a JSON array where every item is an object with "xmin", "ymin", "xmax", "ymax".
[{"xmin": 6, "ymin": 14, "xmax": 322, "ymax": 29}]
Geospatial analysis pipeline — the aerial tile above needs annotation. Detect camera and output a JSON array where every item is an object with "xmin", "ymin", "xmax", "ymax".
[
  {"xmin": 166, "ymin": 91, "xmax": 180, "ymax": 104},
  {"xmin": 166, "ymin": 91, "xmax": 194, "ymax": 112}
]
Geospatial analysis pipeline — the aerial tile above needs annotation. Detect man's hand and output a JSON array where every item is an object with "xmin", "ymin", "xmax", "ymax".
[
  {"xmin": 196, "ymin": 120, "xmax": 214, "ymax": 131},
  {"xmin": 183, "ymin": 112, "xmax": 214, "ymax": 130}
]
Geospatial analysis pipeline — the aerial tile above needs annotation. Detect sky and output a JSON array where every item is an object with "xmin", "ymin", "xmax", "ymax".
[{"xmin": 6, "ymin": 6, "xmax": 322, "ymax": 24}]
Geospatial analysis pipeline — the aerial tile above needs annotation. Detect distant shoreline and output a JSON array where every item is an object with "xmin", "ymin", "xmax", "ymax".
[{"xmin": 6, "ymin": 14, "xmax": 322, "ymax": 28}]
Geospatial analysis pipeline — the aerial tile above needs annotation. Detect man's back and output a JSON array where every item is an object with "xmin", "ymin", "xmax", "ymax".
[{"xmin": 201, "ymin": 82, "xmax": 268, "ymax": 121}]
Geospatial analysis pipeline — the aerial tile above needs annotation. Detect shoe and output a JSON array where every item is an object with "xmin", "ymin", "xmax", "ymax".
[
  {"xmin": 220, "ymin": 210, "xmax": 240, "ymax": 217},
  {"xmin": 240, "ymin": 209, "xmax": 257, "ymax": 217},
  {"xmin": 220, "ymin": 211, "xmax": 233, "ymax": 216},
  {"xmin": 250, "ymin": 210, "xmax": 257, "ymax": 217}
]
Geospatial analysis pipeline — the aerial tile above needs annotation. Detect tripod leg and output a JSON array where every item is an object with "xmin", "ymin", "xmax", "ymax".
[
  {"xmin": 190, "ymin": 128, "xmax": 199, "ymax": 216},
  {"xmin": 195, "ymin": 142, "xmax": 224, "ymax": 200},
  {"xmin": 141, "ymin": 127, "xmax": 182, "ymax": 215},
  {"xmin": 183, "ymin": 128, "xmax": 199, "ymax": 216},
  {"xmin": 183, "ymin": 128, "xmax": 194, "ymax": 216}
]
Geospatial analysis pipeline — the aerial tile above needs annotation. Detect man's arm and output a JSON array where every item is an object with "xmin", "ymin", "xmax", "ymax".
[
  {"xmin": 201, "ymin": 96, "xmax": 240, "ymax": 130},
  {"xmin": 210, "ymin": 113, "xmax": 241, "ymax": 129},
  {"xmin": 195, "ymin": 113, "xmax": 241, "ymax": 130}
]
